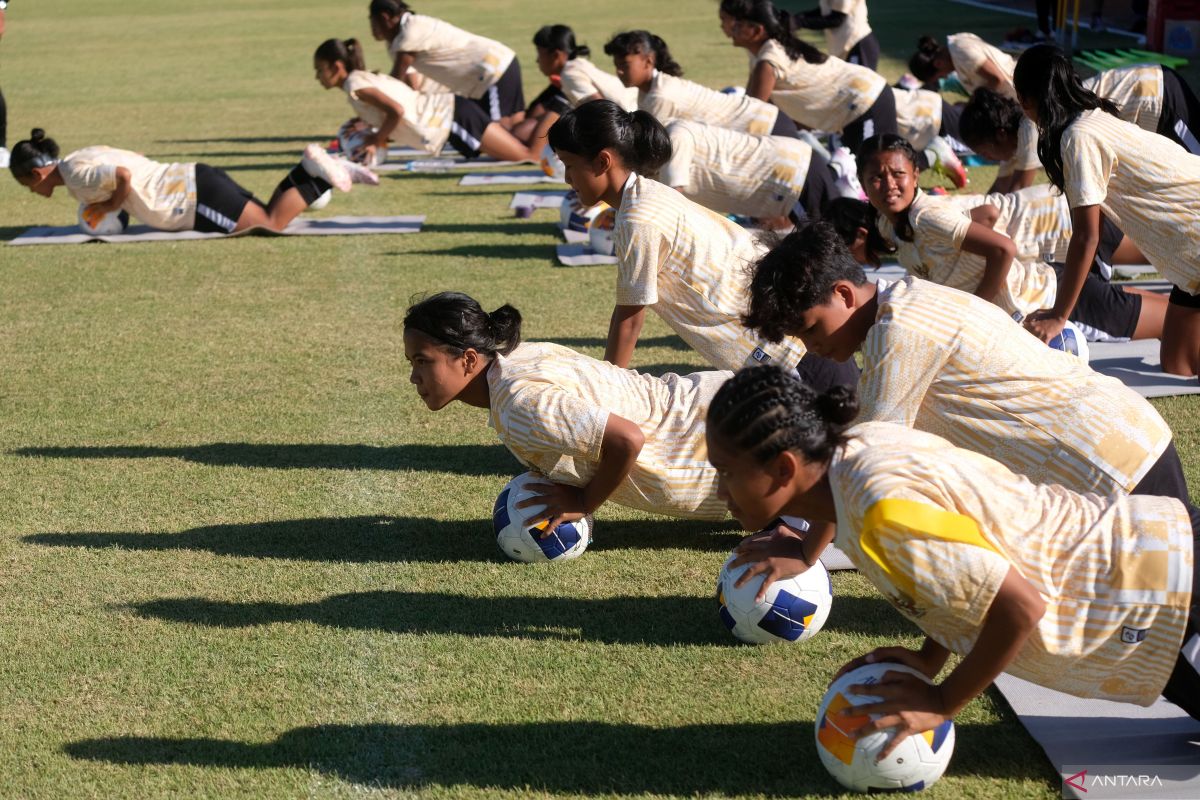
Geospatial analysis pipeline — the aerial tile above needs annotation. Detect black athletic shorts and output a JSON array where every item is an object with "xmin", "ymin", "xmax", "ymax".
[
  {"xmin": 1160, "ymin": 524, "xmax": 1200, "ymax": 721},
  {"xmin": 529, "ymin": 83, "xmax": 571, "ymax": 116},
  {"xmin": 795, "ymin": 351, "xmax": 861, "ymax": 391},
  {"xmin": 842, "ymin": 86, "xmax": 898, "ymax": 154},
  {"xmin": 448, "ymin": 96, "xmax": 492, "ymax": 159},
  {"xmin": 194, "ymin": 163, "xmax": 256, "ymax": 233},
  {"xmin": 1169, "ymin": 285, "xmax": 1200, "ymax": 309},
  {"xmin": 1050, "ymin": 263, "xmax": 1142, "ymax": 340},
  {"xmin": 1092, "ymin": 213, "xmax": 1125, "ymax": 277},
  {"xmin": 475, "ymin": 57, "xmax": 525, "ymax": 121},
  {"xmin": 938, "ymin": 99, "xmax": 963, "ymax": 141},
  {"xmin": 1158, "ymin": 67, "xmax": 1200, "ymax": 155},
  {"xmin": 770, "ymin": 111, "xmax": 800, "ymax": 138},
  {"xmin": 791, "ymin": 148, "xmax": 837, "ymax": 222},
  {"xmin": 846, "ymin": 33, "xmax": 880, "ymax": 72}
]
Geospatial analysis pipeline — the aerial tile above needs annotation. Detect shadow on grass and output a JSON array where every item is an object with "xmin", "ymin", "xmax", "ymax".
[
  {"xmin": 12, "ymin": 442, "xmax": 519, "ymax": 474},
  {"xmin": 421, "ymin": 221, "xmax": 561, "ymax": 236},
  {"xmin": 146, "ymin": 149, "xmax": 306, "ymax": 160},
  {"xmin": 23, "ymin": 515, "xmax": 739, "ymax": 563},
  {"xmin": 405, "ymin": 243, "xmax": 555, "ymax": 260},
  {"xmin": 64, "ymin": 719, "xmax": 1048, "ymax": 794},
  {"xmin": 157, "ymin": 136, "xmax": 329, "ymax": 144},
  {"xmin": 821, "ymin": 593, "xmax": 919, "ymax": 639},
  {"xmin": 0, "ymin": 225, "xmax": 35, "ymax": 242},
  {"xmin": 541, "ymin": 335, "xmax": 693, "ymax": 351},
  {"xmin": 636, "ymin": 363, "xmax": 711, "ymax": 377}
]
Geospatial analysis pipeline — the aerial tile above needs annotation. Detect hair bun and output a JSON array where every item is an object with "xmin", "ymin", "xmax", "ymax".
[
  {"xmin": 30, "ymin": 128, "xmax": 46, "ymax": 142},
  {"xmin": 815, "ymin": 384, "xmax": 859, "ymax": 428}
]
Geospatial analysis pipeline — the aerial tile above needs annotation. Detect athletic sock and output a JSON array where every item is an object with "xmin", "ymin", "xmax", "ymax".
[{"xmin": 277, "ymin": 165, "xmax": 332, "ymax": 206}]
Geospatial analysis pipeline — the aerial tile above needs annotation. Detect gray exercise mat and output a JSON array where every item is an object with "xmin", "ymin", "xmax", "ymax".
[
  {"xmin": 993, "ymin": 673, "xmax": 1200, "ymax": 798},
  {"xmin": 9, "ymin": 215, "xmax": 425, "ymax": 246},
  {"xmin": 1088, "ymin": 339, "xmax": 1200, "ymax": 398},
  {"xmin": 555, "ymin": 243, "xmax": 617, "ymax": 267},
  {"xmin": 509, "ymin": 190, "xmax": 568, "ymax": 210},
  {"xmin": 459, "ymin": 170, "xmax": 563, "ymax": 186},
  {"xmin": 377, "ymin": 158, "xmax": 526, "ymax": 173}
]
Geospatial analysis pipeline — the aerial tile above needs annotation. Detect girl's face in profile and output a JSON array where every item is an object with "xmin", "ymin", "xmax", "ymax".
[
  {"xmin": 404, "ymin": 330, "xmax": 475, "ymax": 411},
  {"xmin": 612, "ymin": 49, "xmax": 655, "ymax": 89}
]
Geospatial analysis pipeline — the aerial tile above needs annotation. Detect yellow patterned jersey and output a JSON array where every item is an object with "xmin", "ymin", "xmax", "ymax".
[
  {"xmin": 388, "ymin": 13, "xmax": 515, "ymax": 99},
  {"xmin": 639, "ymin": 71, "xmax": 779, "ymax": 135},
  {"xmin": 1062, "ymin": 109, "xmax": 1200, "ymax": 293},
  {"xmin": 997, "ymin": 116, "xmax": 1041, "ymax": 178},
  {"xmin": 753, "ymin": 39, "xmax": 886, "ymax": 133},
  {"xmin": 614, "ymin": 174, "xmax": 808, "ymax": 371},
  {"xmin": 876, "ymin": 190, "xmax": 1056, "ymax": 318},
  {"xmin": 343, "ymin": 70, "xmax": 454, "ymax": 155},
  {"xmin": 819, "ymin": 0, "xmax": 872, "ymax": 60},
  {"xmin": 560, "ymin": 57, "xmax": 638, "ymax": 111},
  {"xmin": 487, "ymin": 341, "xmax": 729, "ymax": 520},
  {"xmin": 893, "ymin": 87, "xmax": 942, "ymax": 151},
  {"xmin": 858, "ymin": 277, "xmax": 1172, "ymax": 494},
  {"xmin": 831, "ymin": 421, "xmax": 1192, "ymax": 706},
  {"xmin": 1084, "ymin": 64, "xmax": 1164, "ymax": 132},
  {"xmin": 59, "ymin": 147, "xmax": 196, "ymax": 231},
  {"xmin": 946, "ymin": 32, "xmax": 1017, "ymax": 99},
  {"xmin": 952, "ymin": 183, "xmax": 1073, "ymax": 263},
  {"xmin": 661, "ymin": 120, "xmax": 812, "ymax": 218}
]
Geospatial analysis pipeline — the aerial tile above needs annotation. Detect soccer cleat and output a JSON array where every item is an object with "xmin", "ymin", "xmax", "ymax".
[
  {"xmin": 340, "ymin": 156, "xmax": 380, "ymax": 186},
  {"xmin": 926, "ymin": 136, "xmax": 968, "ymax": 188},
  {"xmin": 829, "ymin": 149, "xmax": 867, "ymax": 201},
  {"xmin": 301, "ymin": 144, "xmax": 352, "ymax": 192}
]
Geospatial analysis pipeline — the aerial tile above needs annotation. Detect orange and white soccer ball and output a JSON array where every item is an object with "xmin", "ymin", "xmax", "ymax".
[
  {"xmin": 539, "ymin": 143, "xmax": 566, "ymax": 182},
  {"xmin": 588, "ymin": 207, "xmax": 618, "ymax": 256}
]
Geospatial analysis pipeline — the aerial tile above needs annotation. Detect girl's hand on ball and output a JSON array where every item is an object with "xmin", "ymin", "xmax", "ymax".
[
  {"xmin": 833, "ymin": 646, "xmax": 932, "ymax": 682},
  {"xmin": 844, "ymin": 672, "xmax": 950, "ymax": 760},
  {"xmin": 1024, "ymin": 310, "xmax": 1067, "ymax": 343},
  {"xmin": 517, "ymin": 480, "xmax": 586, "ymax": 536},
  {"xmin": 729, "ymin": 528, "xmax": 811, "ymax": 601}
]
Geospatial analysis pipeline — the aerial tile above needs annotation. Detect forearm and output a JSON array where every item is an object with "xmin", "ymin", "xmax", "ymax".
[
  {"xmin": 801, "ymin": 521, "xmax": 837, "ymax": 565},
  {"xmin": 99, "ymin": 172, "xmax": 133, "ymax": 213},
  {"xmin": 376, "ymin": 109, "xmax": 403, "ymax": 146},
  {"xmin": 975, "ymin": 250, "xmax": 1012, "ymax": 304},
  {"xmin": 582, "ymin": 439, "xmax": 642, "ymax": 513},
  {"xmin": 918, "ymin": 636, "xmax": 952, "ymax": 677},
  {"xmin": 604, "ymin": 305, "xmax": 645, "ymax": 367}
]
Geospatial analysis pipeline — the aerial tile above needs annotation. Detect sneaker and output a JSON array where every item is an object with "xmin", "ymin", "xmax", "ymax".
[
  {"xmin": 339, "ymin": 156, "xmax": 380, "ymax": 186},
  {"xmin": 828, "ymin": 146, "xmax": 857, "ymax": 180},
  {"xmin": 926, "ymin": 136, "xmax": 968, "ymax": 189},
  {"xmin": 0, "ymin": 147, "xmax": 9, "ymax": 169},
  {"xmin": 302, "ymin": 144, "xmax": 352, "ymax": 192},
  {"xmin": 834, "ymin": 172, "xmax": 868, "ymax": 202}
]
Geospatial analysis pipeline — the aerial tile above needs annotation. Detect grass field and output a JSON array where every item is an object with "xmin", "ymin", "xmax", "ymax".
[{"xmin": 0, "ymin": 1, "xmax": 1196, "ymax": 798}]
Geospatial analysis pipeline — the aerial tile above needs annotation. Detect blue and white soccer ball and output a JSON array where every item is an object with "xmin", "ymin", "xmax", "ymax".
[
  {"xmin": 716, "ymin": 549, "xmax": 832, "ymax": 644},
  {"xmin": 589, "ymin": 207, "xmax": 618, "ymax": 256},
  {"xmin": 77, "ymin": 203, "xmax": 130, "ymax": 235},
  {"xmin": 492, "ymin": 472, "xmax": 592, "ymax": 563},
  {"xmin": 559, "ymin": 189, "xmax": 609, "ymax": 233},
  {"xmin": 1047, "ymin": 320, "xmax": 1090, "ymax": 364},
  {"xmin": 815, "ymin": 663, "xmax": 956, "ymax": 792},
  {"xmin": 337, "ymin": 118, "xmax": 384, "ymax": 166}
]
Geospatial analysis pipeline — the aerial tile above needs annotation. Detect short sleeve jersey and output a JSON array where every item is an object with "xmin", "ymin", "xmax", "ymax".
[
  {"xmin": 614, "ymin": 175, "xmax": 808, "ymax": 371},
  {"xmin": 487, "ymin": 341, "xmax": 729, "ymax": 520},
  {"xmin": 892, "ymin": 87, "xmax": 943, "ymax": 151},
  {"xmin": 343, "ymin": 70, "xmax": 454, "ymax": 155},
  {"xmin": 857, "ymin": 277, "xmax": 1172, "ymax": 495},
  {"xmin": 639, "ymin": 71, "xmax": 779, "ymax": 135},
  {"xmin": 831, "ymin": 421, "xmax": 1192, "ymax": 706},
  {"xmin": 996, "ymin": 116, "xmax": 1041, "ymax": 178},
  {"xmin": 1061, "ymin": 110, "xmax": 1200, "ymax": 293},
  {"xmin": 560, "ymin": 57, "xmax": 638, "ymax": 111},
  {"xmin": 876, "ymin": 190, "xmax": 1056, "ymax": 318},
  {"xmin": 58, "ymin": 146, "xmax": 196, "ymax": 231},
  {"xmin": 661, "ymin": 120, "xmax": 812, "ymax": 218},
  {"xmin": 819, "ymin": 0, "xmax": 872, "ymax": 60},
  {"xmin": 946, "ymin": 33, "xmax": 1017, "ymax": 99},
  {"xmin": 388, "ymin": 13, "xmax": 515, "ymax": 99},
  {"xmin": 754, "ymin": 39, "xmax": 886, "ymax": 133},
  {"xmin": 1084, "ymin": 64, "xmax": 1164, "ymax": 132}
]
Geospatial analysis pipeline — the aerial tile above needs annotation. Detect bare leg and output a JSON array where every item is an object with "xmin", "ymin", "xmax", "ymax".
[
  {"xmin": 1111, "ymin": 235, "xmax": 1148, "ymax": 264},
  {"xmin": 1128, "ymin": 287, "xmax": 1167, "ymax": 340},
  {"xmin": 1160, "ymin": 302, "xmax": 1200, "ymax": 377},
  {"xmin": 232, "ymin": 187, "xmax": 309, "ymax": 233},
  {"xmin": 510, "ymin": 116, "xmax": 540, "ymax": 144},
  {"xmin": 480, "ymin": 122, "xmax": 536, "ymax": 163}
]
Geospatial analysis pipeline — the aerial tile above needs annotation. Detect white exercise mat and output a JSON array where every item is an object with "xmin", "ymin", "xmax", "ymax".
[
  {"xmin": 9, "ymin": 215, "xmax": 425, "ymax": 246},
  {"xmin": 459, "ymin": 170, "xmax": 564, "ymax": 186},
  {"xmin": 377, "ymin": 158, "xmax": 527, "ymax": 173},
  {"xmin": 555, "ymin": 243, "xmax": 617, "ymax": 267},
  {"xmin": 994, "ymin": 673, "xmax": 1200, "ymax": 799},
  {"xmin": 509, "ymin": 190, "xmax": 568, "ymax": 210}
]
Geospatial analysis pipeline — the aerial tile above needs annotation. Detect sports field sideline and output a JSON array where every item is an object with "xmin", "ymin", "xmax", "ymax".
[{"xmin": 1, "ymin": 1, "xmax": 1197, "ymax": 798}]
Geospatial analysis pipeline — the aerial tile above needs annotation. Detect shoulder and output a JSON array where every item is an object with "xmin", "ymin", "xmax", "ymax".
[{"xmin": 756, "ymin": 40, "xmax": 792, "ymax": 68}]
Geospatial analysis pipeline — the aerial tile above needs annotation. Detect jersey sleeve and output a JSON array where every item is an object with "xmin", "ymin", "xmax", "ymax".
[
  {"xmin": 916, "ymin": 201, "xmax": 972, "ymax": 251},
  {"xmin": 1062, "ymin": 124, "xmax": 1113, "ymax": 209},
  {"xmin": 60, "ymin": 159, "xmax": 118, "ymax": 198},
  {"xmin": 856, "ymin": 318, "xmax": 951, "ymax": 427},
  {"xmin": 391, "ymin": 15, "xmax": 429, "ymax": 54},
  {"xmin": 755, "ymin": 42, "xmax": 791, "ymax": 80},
  {"xmin": 613, "ymin": 217, "xmax": 663, "ymax": 306},
  {"xmin": 559, "ymin": 61, "xmax": 597, "ymax": 105},
  {"xmin": 501, "ymin": 383, "xmax": 611, "ymax": 463},
  {"xmin": 660, "ymin": 125, "xmax": 694, "ymax": 189}
]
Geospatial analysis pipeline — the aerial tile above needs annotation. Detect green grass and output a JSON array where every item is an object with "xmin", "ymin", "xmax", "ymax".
[{"xmin": 0, "ymin": 1, "xmax": 1195, "ymax": 798}]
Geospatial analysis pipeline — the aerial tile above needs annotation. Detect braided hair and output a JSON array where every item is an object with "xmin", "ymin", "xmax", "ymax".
[
  {"xmin": 403, "ymin": 292, "xmax": 522, "ymax": 357},
  {"xmin": 708, "ymin": 366, "xmax": 858, "ymax": 466}
]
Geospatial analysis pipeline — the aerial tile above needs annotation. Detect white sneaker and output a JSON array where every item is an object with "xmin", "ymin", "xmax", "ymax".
[
  {"xmin": 302, "ymin": 144, "xmax": 352, "ymax": 192},
  {"xmin": 926, "ymin": 136, "xmax": 968, "ymax": 188},
  {"xmin": 829, "ymin": 146, "xmax": 857, "ymax": 180},
  {"xmin": 339, "ymin": 156, "xmax": 380, "ymax": 186},
  {"xmin": 0, "ymin": 148, "xmax": 10, "ymax": 169}
]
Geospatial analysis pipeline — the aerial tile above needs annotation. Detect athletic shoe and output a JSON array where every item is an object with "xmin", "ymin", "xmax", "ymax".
[
  {"xmin": 0, "ymin": 147, "xmax": 9, "ymax": 169},
  {"xmin": 926, "ymin": 136, "xmax": 968, "ymax": 188},
  {"xmin": 339, "ymin": 156, "xmax": 380, "ymax": 186},
  {"xmin": 302, "ymin": 144, "xmax": 352, "ymax": 192}
]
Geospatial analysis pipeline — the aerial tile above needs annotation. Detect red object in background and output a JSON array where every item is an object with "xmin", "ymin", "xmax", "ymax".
[{"xmin": 1148, "ymin": 0, "xmax": 1200, "ymax": 51}]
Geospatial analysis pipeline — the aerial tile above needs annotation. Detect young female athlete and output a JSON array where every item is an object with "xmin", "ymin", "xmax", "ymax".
[
  {"xmin": 367, "ymin": 1, "xmax": 524, "ymax": 128},
  {"xmin": 793, "ymin": 0, "xmax": 878, "ymax": 70},
  {"xmin": 854, "ymin": 134, "xmax": 1162, "ymax": 342},
  {"xmin": 9, "ymin": 128, "xmax": 374, "ymax": 235},
  {"xmin": 547, "ymin": 100, "xmax": 858, "ymax": 392},
  {"xmin": 910, "ymin": 33, "xmax": 1018, "ymax": 100},
  {"xmin": 661, "ymin": 119, "xmax": 837, "ymax": 226},
  {"xmin": 403, "ymin": 291, "xmax": 730, "ymax": 528},
  {"xmin": 313, "ymin": 38, "xmax": 534, "ymax": 164},
  {"xmin": 718, "ymin": 0, "xmax": 895, "ymax": 154},
  {"xmin": 1014, "ymin": 44, "xmax": 1200, "ymax": 377},
  {"xmin": 707, "ymin": 365, "xmax": 1199, "ymax": 753},
  {"xmin": 602, "ymin": 30, "xmax": 801, "ymax": 139},
  {"xmin": 957, "ymin": 89, "xmax": 1041, "ymax": 193}
]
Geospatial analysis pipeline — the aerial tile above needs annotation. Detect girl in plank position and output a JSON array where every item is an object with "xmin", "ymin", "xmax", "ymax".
[
  {"xmin": 707, "ymin": 365, "xmax": 1199, "ymax": 754},
  {"xmin": 9, "ymin": 128, "xmax": 374, "ymax": 234}
]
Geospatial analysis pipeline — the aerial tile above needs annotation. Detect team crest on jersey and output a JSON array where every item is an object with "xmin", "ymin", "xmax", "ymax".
[
  {"xmin": 1120, "ymin": 626, "xmax": 1147, "ymax": 644},
  {"xmin": 750, "ymin": 347, "xmax": 772, "ymax": 363}
]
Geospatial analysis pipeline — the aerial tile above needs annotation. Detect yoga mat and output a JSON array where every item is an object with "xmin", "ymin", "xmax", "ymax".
[
  {"xmin": 509, "ymin": 190, "xmax": 568, "ymax": 210},
  {"xmin": 555, "ymin": 243, "xmax": 617, "ymax": 267},
  {"xmin": 377, "ymin": 158, "xmax": 526, "ymax": 173},
  {"xmin": 993, "ymin": 673, "xmax": 1200, "ymax": 799},
  {"xmin": 561, "ymin": 228, "xmax": 589, "ymax": 245},
  {"xmin": 9, "ymin": 215, "xmax": 425, "ymax": 246},
  {"xmin": 1089, "ymin": 339, "xmax": 1200, "ymax": 398},
  {"xmin": 460, "ymin": 171, "xmax": 564, "ymax": 186}
]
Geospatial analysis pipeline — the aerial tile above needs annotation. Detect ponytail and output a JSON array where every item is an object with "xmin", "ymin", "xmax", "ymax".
[
  {"xmin": 908, "ymin": 35, "xmax": 943, "ymax": 83},
  {"xmin": 548, "ymin": 100, "xmax": 672, "ymax": 175},
  {"xmin": 856, "ymin": 134, "xmax": 921, "ymax": 243},
  {"xmin": 604, "ymin": 30, "xmax": 684, "ymax": 77},
  {"xmin": 533, "ymin": 24, "xmax": 590, "ymax": 60},
  {"xmin": 708, "ymin": 366, "xmax": 858, "ymax": 467},
  {"xmin": 9, "ymin": 128, "xmax": 61, "ymax": 181},
  {"xmin": 314, "ymin": 38, "xmax": 365, "ymax": 73},
  {"xmin": 719, "ymin": 0, "xmax": 827, "ymax": 64},
  {"xmin": 403, "ymin": 292, "xmax": 522, "ymax": 357}
]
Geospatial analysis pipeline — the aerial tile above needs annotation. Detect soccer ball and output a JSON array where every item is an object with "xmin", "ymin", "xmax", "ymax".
[
  {"xmin": 559, "ymin": 190, "xmax": 609, "ymax": 232},
  {"xmin": 716, "ymin": 550, "xmax": 832, "ymax": 644},
  {"xmin": 307, "ymin": 189, "xmax": 333, "ymax": 211},
  {"xmin": 492, "ymin": 472, "xmax": 592, "ymax": 563},
  {"xmin": 539, "ymin": 143, "xmax": 566, "ymax": 182},
  {"xmin": 337, "ymin": 119, "xmax": 384, "ymax": 166},
  {"xmin": 589, "ymin": 207, "xmax": 618, "ymax": 256},
  {"xmin": 77, "ymin": 203, "xmax": 130, "ymax": 235},
  {"xmin": 1047, "ymin": 320, "xmax": 1090, "ymax": 363},
  {"xmin": 815, "ymin": 663, "xmax": 956, "ymax": 792}
]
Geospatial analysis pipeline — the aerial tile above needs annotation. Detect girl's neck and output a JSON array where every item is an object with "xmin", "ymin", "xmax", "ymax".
[
  {"xmin": 786, "ymin": 472, "xmax": 838, "ymax": 524},
  {"xmin": 458, "ymin": 358, "xmax": 496, "ymax": 409},
  {"xmin": 603, "ymin": 168, "xmax": 634, "ymax": 210}
]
